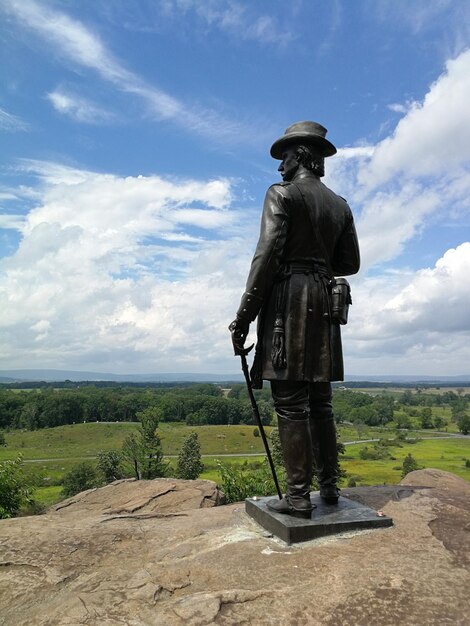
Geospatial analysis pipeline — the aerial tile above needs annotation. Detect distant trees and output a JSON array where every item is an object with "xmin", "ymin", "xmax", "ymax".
[
  {"xmin": 419, "ymin": 407, "xmax": 433, "ymax": 429},
  {"xmin": 1, "ymin": 384, "xmax": 468, "ymax": 434},
  {"xmin": 0, "ymin": 384, "xmax": 273, "ymax": 431},
  {"xmin": 333, "ymin": 391, "xmax": 394, "ymax": 426},
  {"xmin": 395, "ymin": 413, "xmax": 412, "ymax": 430},
  {"xmin": 457, "ymin": 414, "xmax": 470, "ymax": 435}
]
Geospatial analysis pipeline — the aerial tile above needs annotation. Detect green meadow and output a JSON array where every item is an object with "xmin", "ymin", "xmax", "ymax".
[
  {"xmin": 2, "ymin": 421, "xmax": 469, "ymax": 508},
  {"xmin": 342, "ymin": 437, "xmax": 470, "ymax": 485}
]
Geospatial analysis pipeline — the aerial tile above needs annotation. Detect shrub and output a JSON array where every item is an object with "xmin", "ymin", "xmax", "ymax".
[
  {"xmin": 359, "ymin": 443, "xmax": 391, "ymax": 460},
  {"xmin": 62, "ymin": 462, "xmax": 99, "ymax": 497},
  {"xmin": 401, "ymin": 453, "xmax": 420, "ymax": 478},
  {"xmin": 217, "ymin": 460, "xmax": 283, "ymax": 503},
  {"xmin": 96, "ymin": 450, "xmax": 124, "ymax": 483},
  {"xmin": 0, "ymin": 455, "xmax": 35, "ymax": 518}
]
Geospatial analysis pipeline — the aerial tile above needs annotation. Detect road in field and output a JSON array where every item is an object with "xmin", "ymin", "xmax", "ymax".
[{"xmin": 22, "ymin": 432, "xmax": 468, "ymax": 463}]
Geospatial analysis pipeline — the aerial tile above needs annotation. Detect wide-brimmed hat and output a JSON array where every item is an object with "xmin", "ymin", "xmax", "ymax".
[{"xmin": 270, "ymin": 121, "xmax": 337, "ymax": 159}]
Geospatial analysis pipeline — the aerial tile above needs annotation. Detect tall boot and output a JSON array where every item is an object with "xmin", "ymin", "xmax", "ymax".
[
  {"xmin": 267, "ymin": 415, "xmax": 314, "ymax": 518},
  {"xmin": 310, "ymin": 416, "xmax": 340, "ymax": 504}
]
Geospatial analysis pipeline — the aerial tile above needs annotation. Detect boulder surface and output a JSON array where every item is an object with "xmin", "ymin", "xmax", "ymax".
[{"xmin": 1, "ymin": 471, "xmax": 470, "ymax": 625}]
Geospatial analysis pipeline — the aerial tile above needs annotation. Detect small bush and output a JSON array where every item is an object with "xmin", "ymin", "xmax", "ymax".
[
  {"xmin": 217, "ymin": 460, "xmax": 284, "ymax": 503},
  {"xmin": 62, "ymin": 462, "xmax": 99, "ymax": 497},
  {"xmin": 359, "ymin": 443, "xmax": 391, "ymax": 460},
  {"xmin": 401, "ymin": 453, "xmax": 420, "ymax": 478}
]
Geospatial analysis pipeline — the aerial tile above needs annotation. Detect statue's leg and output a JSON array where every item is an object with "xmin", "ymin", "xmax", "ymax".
[
  {"xmin": 309, "ymin": 382, "xmax": 339, "ymax": 504},
  {"xmin": 267, "ymin": 380, "xmax": 313, "ymax": 517}
]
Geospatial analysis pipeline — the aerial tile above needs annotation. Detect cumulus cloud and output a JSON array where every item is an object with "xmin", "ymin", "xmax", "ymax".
[
  {"xmin": 359, "ymin": 49, "xmax": 470, "ymax": 188},
  {"xmin": 0, "ymin": 162, "xmax": 256, "ymax": 372},
  {"xmin": 325, "ymin": 48, "xmax": 470, "ymax": 272},
  {"xmin": 321, "ymin": 48, "xmax": 470, "ymax": 374},
  {"xmin": 344, "ymin": 243, "xmax": 470, "ymax": 374}
]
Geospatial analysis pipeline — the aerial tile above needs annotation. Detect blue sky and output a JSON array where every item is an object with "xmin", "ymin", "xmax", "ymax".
[{"xmin": 1, "ymin": 0, "xmax": 470, "ymax": 377}]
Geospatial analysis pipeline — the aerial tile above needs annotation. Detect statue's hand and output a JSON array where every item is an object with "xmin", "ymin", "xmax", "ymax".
[{"xmin": 228, "ymin": 316, "xmax": 250, "ymax": 356}]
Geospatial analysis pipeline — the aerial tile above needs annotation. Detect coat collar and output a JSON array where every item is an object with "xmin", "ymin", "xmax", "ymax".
[{"xmin": 292, "ymin": 170, "xmax": 320, "ymax": 183}]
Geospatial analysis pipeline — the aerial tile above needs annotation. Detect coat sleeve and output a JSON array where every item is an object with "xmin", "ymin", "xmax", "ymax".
[
  {"xmin": 331, "ymin": 209, "xmax": 360, "ymax": 277},
  {"xmin": 236, "ymin": 185, "xmax": 289, "ymax": 322}
]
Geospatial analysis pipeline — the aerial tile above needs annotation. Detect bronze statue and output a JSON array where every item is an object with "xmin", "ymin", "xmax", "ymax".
[{"xmin": 230, "ymin": 121, "xmax": 360, "ymax": 517}]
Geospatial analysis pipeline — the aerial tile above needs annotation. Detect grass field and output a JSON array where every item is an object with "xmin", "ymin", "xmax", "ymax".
[
  {"xmin": 2, "ymin": 421, "xmax": 469, "ymax": 508},
  {"xmin": 342, "ymin": 438, "xmax": 470, "ymax": 485},
  {"xmin": 0, "ymin": 421, "xmax": 445, "ymax": 462},
  {"xmin": 0, "ymin": 422, "xmax": 274, "ymax": 461}
]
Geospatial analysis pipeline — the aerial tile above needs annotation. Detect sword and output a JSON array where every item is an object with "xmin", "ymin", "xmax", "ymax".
[{"xmin": 232, "ymin": 337, "xmax": 282, "ymax": 500}]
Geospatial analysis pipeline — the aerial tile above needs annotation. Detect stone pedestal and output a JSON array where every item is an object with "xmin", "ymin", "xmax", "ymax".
[{"xmin": 245, "ymin": 492, "xmax": 393, "ymax": 544}]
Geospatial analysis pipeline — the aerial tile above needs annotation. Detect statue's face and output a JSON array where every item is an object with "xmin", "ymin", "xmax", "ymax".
[{"xmin": 278, "ymin": 146, "xmax": 299, "ymax": 181}]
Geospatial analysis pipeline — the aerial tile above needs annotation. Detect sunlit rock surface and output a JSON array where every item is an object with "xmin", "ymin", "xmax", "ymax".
[{"xmin": 1, "ymin": 471, "xmax": 469, "ymax": 625}]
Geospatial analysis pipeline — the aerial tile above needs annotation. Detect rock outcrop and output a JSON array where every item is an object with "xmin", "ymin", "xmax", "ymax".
[{"xmin": 1, "ymin": 470, "xmax": 470, "ymax": 625}]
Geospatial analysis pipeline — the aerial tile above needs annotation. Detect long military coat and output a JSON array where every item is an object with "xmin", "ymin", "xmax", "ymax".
[{"xmin": 237, "ymin": 170, "xmax": 360, "ymax": 385}]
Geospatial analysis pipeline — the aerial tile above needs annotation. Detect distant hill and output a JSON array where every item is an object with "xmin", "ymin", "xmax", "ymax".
[
  {"xmin": 0, "ymin": 369, "xmax": 469, "ymax": 385},
  {"xmin": 0, "ymin": 369, "xmax": 244, "ymax": 383},
  {"xmin": 344, "ymin": 374, "xmax": 470, "ymax": 383}
]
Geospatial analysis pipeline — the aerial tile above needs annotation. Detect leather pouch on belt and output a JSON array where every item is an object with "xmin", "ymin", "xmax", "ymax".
[{"xmin": 331, "ymin": 278, "xmax": 352, "ymax": 325}]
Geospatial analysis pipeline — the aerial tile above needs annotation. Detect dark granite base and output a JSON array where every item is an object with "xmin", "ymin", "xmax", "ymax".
[{"xmin": 245, "ymin": 492, "xmax": 393, "ymax": 545}]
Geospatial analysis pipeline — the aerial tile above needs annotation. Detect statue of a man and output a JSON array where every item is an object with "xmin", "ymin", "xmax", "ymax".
[{"xmin": 230, "ymin": 121, "xmax": 360, "ymax": 517}]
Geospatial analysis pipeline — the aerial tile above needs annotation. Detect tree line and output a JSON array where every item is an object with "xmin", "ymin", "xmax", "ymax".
[
  {"xmin": 1, "ymin": 384, "xmax": 469, "ymax": 433},
  {"xmin": 0, "ymin": 384, "xmax": 273, "ymax": 430}
]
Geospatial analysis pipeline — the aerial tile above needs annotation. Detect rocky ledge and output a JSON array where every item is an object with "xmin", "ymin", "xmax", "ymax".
[{"xmin": 1, "ymin": 470, "xmax": 469, "ymax": 626}]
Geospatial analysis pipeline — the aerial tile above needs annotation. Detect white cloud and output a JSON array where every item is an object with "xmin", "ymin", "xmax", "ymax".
[
  {"xmin": 387, "ymin": 103, "xmax": 409, "ymax": 114},
  {"xmin": 344, "ymin": 243, "xmax": 470, "ymax": 375},
  {"xmin": 0, "ymin": 107, "xmax": 29, "ymax": 132},
  {"xmin": 320, "ymin": 47, "xmax": 470, "ymax": 374},
  {"xmin": 324, "ymin": 48, "xmax": 470, "ymax": 273},
  {"xmin": 161, "ymin": 0, "xmax": 294, "ymax": 46},
  {"xmin": 0, "ymin": 162, "xmax": 254, "ymax": 372},
  {"xmin": 1, "ymin": 0, "xmax": 262, "ymax": 143},
  {"xmin": 0, "ymin": 214, "xmax": 25, "ymax": 229},
  {"xmin": 359, "ymin": 49, "xmax": 470, "ymax": 188},
  {"xmin": 47, "ymin": 88, "xmax": 116, "ymax": 124}
]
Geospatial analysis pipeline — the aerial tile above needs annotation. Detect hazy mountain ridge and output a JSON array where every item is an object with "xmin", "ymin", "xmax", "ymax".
[{"xmin": 0, "ymin": 369, "xmax": 470, "ymax": 384}]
